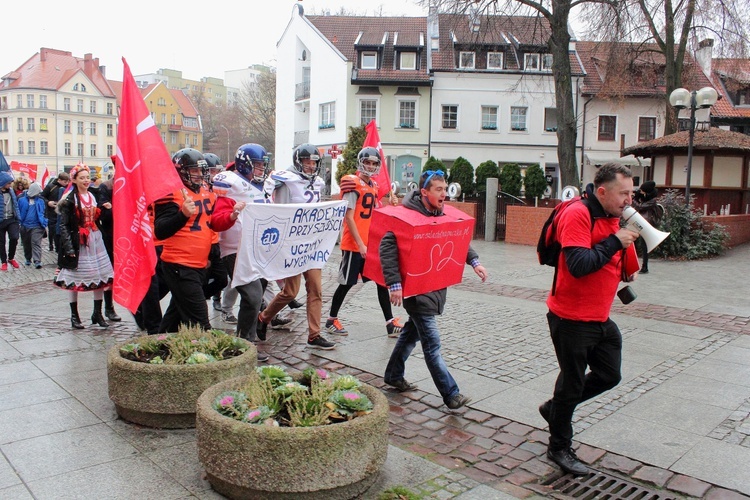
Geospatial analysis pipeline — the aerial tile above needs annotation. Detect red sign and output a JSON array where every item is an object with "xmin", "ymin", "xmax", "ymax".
[
  {"xmin": 363, "ymin": 204, "xmax": 474, "ymax": 297},
  {"xmin": 9, "ymin": 161, "xmax": 49, "ymax": 185},
  {"xmin": 327, "ymin": 144, "xmax": 341, "ymax": 159}
]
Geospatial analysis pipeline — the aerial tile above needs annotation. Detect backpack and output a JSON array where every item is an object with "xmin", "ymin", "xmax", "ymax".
[{"xmin": 537, "ymin": 197, "xmax": 593, "ymax": 267}]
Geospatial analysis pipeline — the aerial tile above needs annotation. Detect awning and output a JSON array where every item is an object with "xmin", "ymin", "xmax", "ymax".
[{"xmin": 584, "ymin": 152, "xmax": 642, "ymax": 167}]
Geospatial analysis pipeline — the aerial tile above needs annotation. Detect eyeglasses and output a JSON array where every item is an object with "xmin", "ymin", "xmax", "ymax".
[{"xmin": 422, "ymin": 169, "xmax": 445, "ymax": 189}]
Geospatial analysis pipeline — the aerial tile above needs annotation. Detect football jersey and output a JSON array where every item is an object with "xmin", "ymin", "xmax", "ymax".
[
  {"xmin": 156, "ymin": 187, "xmax": 216, "ymax": 269},
  {"xmin": 269, "ymin": 168, "xmax": 325, "ymax": 204},
  {"xmin": 340, "ymin": 174, "xmax": 380, "ymax": 252}
]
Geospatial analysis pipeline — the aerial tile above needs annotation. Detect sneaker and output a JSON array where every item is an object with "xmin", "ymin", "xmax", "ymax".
[
  {"xmin": 546, "ymin": 448, "xmax": 589, "ymax": 476},
  {"xmin": 35, "ymin": 262, "xmax": 43, "ymax": 269},
  {"xmin": 385, "ymin": 379, "xmax": 417, "ymax": 392},
  {"xmin": 8, "ymin": 259, "xmax": 20, "ymax": 269},
  {"xmin": 306, "ymin": 336, "xmax": 336, "ymax": 350},
  {"xmin": 256, "ymin": 350, "xmax": 270, "ymax": 363},
  {"xmin": 1, "ymin": 263, "xmax": 7, "ymax": 271},
  {"xmin": 212, "ymin": 297, "xmax": 223, "ymax": 311},
  {"xmin": 446, "ymin": 393, "xmax": 471, "ymax": 410},
  {"xmin": 386, "ymin": 318, "xmax": 404, "ymax": 338},
  {"xmin": 288, "ymin": 298, "xmax": 304, "ymax": 309},
  {"xmin": 25, "ymin": 260, "xmax": 31, "ymax": 266},
  {"xmin": 222, "ymin": 312, "xmax": 238, "ymax": 324},
  {"xmin": 257, "ymin": 314, "xmax": 268, "ymax": 341},
  {"xmin": 325, "ymin": 318, "xmax": 348, "ymax": 336},
  {"xmin": 271, "ymin": 315, "xmax": 293, "ymax": 329}
]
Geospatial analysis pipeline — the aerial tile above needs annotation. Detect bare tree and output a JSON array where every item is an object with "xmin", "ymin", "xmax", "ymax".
[{"xmin": 235, "ymin": 69, "xmax": 276, "ymax": 155}]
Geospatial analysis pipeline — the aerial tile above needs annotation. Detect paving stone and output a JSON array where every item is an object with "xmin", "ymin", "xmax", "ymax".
[
  {"xmin": 632, "ymin": 465, "xmax": 674, "ymax": 488},
  {"xmin": 704, "ymin": 487, "xmax": 750, "ymax": 500},
  {"xmin": 598, "ymin": 453, "xmax": 642, "ymax": 474},
  {"xmin": 575, "ymin": 443, "xmax": 606, "ymax": 465},
  {"xmin": 503, "ymin": 469, "xmax": 539, "ymax": 486},
  {"xmin": 667, "ymin": 474, "xmax": 712, "ymax": 497}
]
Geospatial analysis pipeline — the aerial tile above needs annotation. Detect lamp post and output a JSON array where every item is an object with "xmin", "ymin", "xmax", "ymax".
[
  {"xmin": 220, "ymin": 125, "xmax": 230, "ymax": 164},
  {"xmin": 668, "ymin": 87, "xmax": 718, "ymax": 206}
]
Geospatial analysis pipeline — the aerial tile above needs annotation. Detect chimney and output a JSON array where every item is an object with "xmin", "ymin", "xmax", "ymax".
[
  {"xmin": 469, "ymin": 5, "xmax": 480, "ymax": 33},
  {"xmin": 695, "ymin": 38, "xmax": 714, "ymax": 78}
]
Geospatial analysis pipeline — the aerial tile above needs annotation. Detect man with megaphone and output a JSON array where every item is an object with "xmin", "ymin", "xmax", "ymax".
[{"xmin": 538, "ymin": 163, "xmax": 641, "ymax": 476}]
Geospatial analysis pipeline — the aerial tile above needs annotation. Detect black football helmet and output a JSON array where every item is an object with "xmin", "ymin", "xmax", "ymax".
[
  {"xmin": 173, "ymin": 148, "xmax": 207, "ymax": 192},
  {"xmin": 357, "ymin": 147, "xmax": 382, "ymax": 177}
]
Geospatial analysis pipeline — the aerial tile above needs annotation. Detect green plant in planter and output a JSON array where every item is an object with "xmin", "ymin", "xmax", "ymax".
[
  {"xmin": 119, "ymin": 324, "xmax": 247, "ymax": 364},
  {"xmin": 212, "ymin": 365, "xmax": 374, "ymax": 428}
]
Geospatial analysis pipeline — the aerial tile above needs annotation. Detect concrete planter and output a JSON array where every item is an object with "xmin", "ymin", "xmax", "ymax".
[
  {"xmin": 107, "ymin": 335, "xmax": 257, "ymax": 429},
  {"xmin": 196, "ymin": 374, "xmax": 389, "ymax": 500}
]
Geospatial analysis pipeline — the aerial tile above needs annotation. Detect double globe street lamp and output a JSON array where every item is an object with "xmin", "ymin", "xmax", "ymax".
[{"xmin": 668, "ymin": 86, "xmax": 719, "ymax": 206}]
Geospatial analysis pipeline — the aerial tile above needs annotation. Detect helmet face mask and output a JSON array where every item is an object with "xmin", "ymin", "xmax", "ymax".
[
  {"xmin": 235, "ymin": 143, "xmax": 269, "ymax": 183},
  {"xmin": 293, "ymin": 143, "xmax": 321, "ymax": 180},
  {"xmin": 357, "ymin": 147, "xmax": 382, "ymax": 177},
  {"xmin": 173, "ymin": 148, "xmax": 207, "ymax": 192}
]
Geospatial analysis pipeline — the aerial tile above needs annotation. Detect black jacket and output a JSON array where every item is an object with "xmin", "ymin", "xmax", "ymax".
[
  {"xmin": 56, "ymin": 192, "xmax": 82, "ymax": 269},
  {"xmin": 379, "ymin": 190, "xmax": 478, "ymax": 316}
]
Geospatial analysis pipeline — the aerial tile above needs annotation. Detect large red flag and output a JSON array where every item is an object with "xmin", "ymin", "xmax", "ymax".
[
  {"xmin": 363, "ymin": 120, "xmax": 392, "ymax": 199},
  {"xmin": 113, "ymin": 58, "xmax": 183, "ymax": 313}
]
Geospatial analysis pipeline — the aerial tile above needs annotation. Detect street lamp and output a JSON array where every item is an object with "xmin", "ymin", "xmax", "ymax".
[
  {"xmin": 668, "ymin": 86, "xmax": 719, "ymax": 206},
  {"xmin": 220, "ymin": 125, "xmax": 230, "ymax": 164}
]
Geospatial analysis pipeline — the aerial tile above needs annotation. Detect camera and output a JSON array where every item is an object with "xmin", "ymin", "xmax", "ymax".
[{"xmin": 617, "ymin": 286, "xmax": 637, "ymax": 304}]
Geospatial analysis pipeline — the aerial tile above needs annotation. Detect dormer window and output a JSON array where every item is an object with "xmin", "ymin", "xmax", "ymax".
[
  {"xmin": 487, "ymin": 52, "xmax": 504, "ymax": 69},
  {"xmin": 361, "ymin": 51, "xmax": 378, "ymax": 69},
  {"xmin": 459, "ymin": 51, "xmax": 475, "ymax": 69},
  {"xmin": 524, "ymin": 54, "xmax": 540, "ymax": 71},
  {"xmin": 400, "ymin": 52, "xmax": 416, "ymax": 70}
]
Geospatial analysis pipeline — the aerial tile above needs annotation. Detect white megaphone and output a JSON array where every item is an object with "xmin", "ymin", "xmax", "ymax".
[{"xmin": 622, "ymin": 206, "xmax": 670, "ymax": 252}]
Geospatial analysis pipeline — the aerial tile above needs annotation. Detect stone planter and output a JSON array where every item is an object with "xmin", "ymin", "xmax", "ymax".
[
  {"xmin": 107, "ymin": 335, "xmax": 257, "ymax": 429},
  {"xmin": 196, "ymin": 374, "xmax": 389, "ymax": 499}
]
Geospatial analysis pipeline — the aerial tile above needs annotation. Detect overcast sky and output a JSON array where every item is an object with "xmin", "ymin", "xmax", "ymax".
[{"xmin": 2, "ymin": 0, "xmax": 428, "ymax": 82}]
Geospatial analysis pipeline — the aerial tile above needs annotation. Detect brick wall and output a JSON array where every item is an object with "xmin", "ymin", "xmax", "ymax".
[
  {"xmin": 703, "ymin": 214, "xmax": 750, "ymax": 248},
  {"xmin": 445, "ymin": 201, "xmax": 477, "ymax": 239}
]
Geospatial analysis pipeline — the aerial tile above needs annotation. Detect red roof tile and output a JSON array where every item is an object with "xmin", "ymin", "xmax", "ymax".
[
  {"xmin": 710, "ymin": 58, "xmax": 750, "ymax": 119},
  {"xmin": 622, "ymin": 127, "xmax": 750, "ymax": 157}
]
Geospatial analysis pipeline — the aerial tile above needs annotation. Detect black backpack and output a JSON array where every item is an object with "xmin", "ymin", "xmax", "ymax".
[{"xmin": 537, "ymin": 197, "xmax": 593, "ymax": 267}]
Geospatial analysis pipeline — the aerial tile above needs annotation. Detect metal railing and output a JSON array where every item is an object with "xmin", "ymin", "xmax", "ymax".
[{"xmin": 295, "ymin": 81, "xmax": 310, "ymax": 101}]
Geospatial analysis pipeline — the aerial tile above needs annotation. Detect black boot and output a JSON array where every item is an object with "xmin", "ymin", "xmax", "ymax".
[
  {"xmin": 70, "ymin": 302, "xmax": 85, "ymax": 330},
  {"xmin": 91, "ymin": 300, "xmax": 110, "ymax": 327},
  {"xmin": 104, "ymin": 290, "xmax": 122, "ymax": 322}
]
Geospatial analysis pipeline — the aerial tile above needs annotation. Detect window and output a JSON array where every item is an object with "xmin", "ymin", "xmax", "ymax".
[
  {"xmin": 161, "ymin": 113, "xmax": 167, "ymax": 124},
  {"xmin": 64, "ymin": 98, "xmax": 71, "ymax": 111},
  {"xmin": 64, "ymin": 142, "xmax": 71, "ymax": 156},
  {"xmin": 107, "ymin": 124, "xmax": 114, "ymax": 137},
  {"xmin": 77, "ymin": 143, "xmax": 84, "ymax": 157},
  {"xmin": 459, "ymin": 51, "xmax": 475, "ymax": 69},
  {"xmin": 40, "ymin": 141, "xmax": 48, "ymax": 155},
  {"xmin": 27, "ymin": 118, "xmax": 35, "ymax": 132},
  {"xmin": 77, "ymin": 121, "xmax": 84, "ymax": 134},
  {"xmin": 89, "ymin": 123, "xmax": 97, "ymax": 135},
  {"xmin": 40, "ymin": 118, "xmax": 48, "ymax": 132},
  {"xmin": 171, "ymin": 133, "xmax": 178, "ymax": 144},
  {"xmin": 64, "ymin": 120, "xmax": 71, "ymax": 134},
  {"xmin": 400, "ymin": 52, "xmax": 416, "ymax": 70},
  {"xmin": 107, "ymin": 102, "xmax": 113, "ymax": 115},
  {"xmin": 398, "ymin": 100, "xmax": 416, "ymax": 128},
  {"xmin": 27, "ymin": 94, "xmax": 35, "ymax": 108},
  {"xmin": 598, "ymin": 115, "xmax": 617, "ymax": 141},
  {"xmin": 107, "ymin": 144, "xmax": 113, "ymax": 157},
  {"xmin": 40, "ymin": 95, "xmax": 47, "ymax": 109},
  {"xmin": 319, "ymin": 102, "xmax": 335, "ymax": 129},
  {"xmin": 487, "ymin": 52, "xmax": 504, "ymax": 69},
  {"xmin": 542, "ymin": 54, "xmax": 553, "ymax": 71},
  {"xmin": 17, "ymin": 95, "xmax": 23, "ymax": 108},
  {"xmin": 361, "ymin": 51, "xmax": 377, "ymax": 69},
  {"xmin": 158, "ymin": 97, "xmax": 166, "ymax": 106},
  {"xmin": 638, "ymin": 117, "xmax": 656, "ymax": 141},
  {"xmin": 524, "ymin": 54, "xmax": 540, "ymax": 71},
  {"xmin": 27, "ymin": 141, "xmax": 35, "ymax": 154},
  {"xmin": 171, "ymin": 114, "xmax": 176, "ymax": 125},
  {"xmin": 481, "ymin": 105, "xmax": 498, "ymax": 130},
  {"xmin": 17, "ymin": 140, "xmax": 23, "ymax": 154},
  {"xmin": 16, "ymin": 118, "xmax": 23, "ymax": 131},
  {"xmin": 90, "ymin": 101, "xmax": 97, "ymax": 114},
  {"xmin": 544, "ymin": 107, "xmax": 558, "ymax": 132},
  {"xmin": 511, "ymin": 106, "xmax": 528, "ymax": 131},
  {"xmin": 441, "ymin": 105, "xmax": 458, "ymax": 129},
  {"xmin": 77, "ymin": 99, "xmax": 84, "ymax": 112},
  {"xmin": 90, "ymin": 144, "xmax": 96, "ymax": 157},
  {"xmin": 360, "ymin": 99, "xmax": 377, "ymax": 125}
]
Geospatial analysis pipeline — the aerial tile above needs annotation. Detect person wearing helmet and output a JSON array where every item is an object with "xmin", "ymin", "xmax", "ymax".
[
  {"xmin": 325, "ymin": 147, "xmax": 404, "ymax": 338},
  {"xmin": 211, "ymin": 143, "xmax": 274, "ymax": 362},
  {"xmin": 153, "ymin": 148, "xmax": 216, "ymax": 332},
  {"xmin": 256, "ymin": 143, "xmax": 336, "ymax": 350},
  {"xmin": 201, "ymin": 152, "xmax": 229, "ymax": 316}
]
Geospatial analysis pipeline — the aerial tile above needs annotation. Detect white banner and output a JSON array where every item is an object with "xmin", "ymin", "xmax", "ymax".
[{"xmin": 232, "ymin": 200, "xmax": 347, "ymax": 286}]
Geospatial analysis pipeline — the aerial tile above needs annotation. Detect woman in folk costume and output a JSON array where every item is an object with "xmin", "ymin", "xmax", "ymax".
[{"xmin": 53, "ymin": 163, "xmax": 114, "ymax": 329}]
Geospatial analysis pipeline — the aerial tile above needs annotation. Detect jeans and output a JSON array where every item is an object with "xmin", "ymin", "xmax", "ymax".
[
  {"xmin": 546, "ymin": 311, "xmax": 622, "ymax": 451},
  {"xmin": 384, "ymin": 313, "xmax": 459, "ymax": 403}
]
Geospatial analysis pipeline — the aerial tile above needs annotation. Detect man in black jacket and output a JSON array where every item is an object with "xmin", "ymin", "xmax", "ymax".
[
  {"xmin": 41, "ymin": 172, "xmax": 69, "ymax": 252},
  {"xmin": 380, "ymin": 170, "xmax": 487, "ymax": 410}
]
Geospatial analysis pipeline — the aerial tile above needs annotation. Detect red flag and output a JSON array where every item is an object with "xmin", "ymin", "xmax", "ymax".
[
  {"xmin": 38, "ymin": 163, "xmax": 50, "ymax": 186},
  {"xmin": 363, "ymin": 120, "xmax": 392, "ymax": 199},
  {"xmin": 113, "ymin": 58, "xmax": 184, "ymax": 313}
]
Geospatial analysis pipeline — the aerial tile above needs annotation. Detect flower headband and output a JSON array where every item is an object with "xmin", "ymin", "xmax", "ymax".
[{"xmin": 61, "ymin": 163, "xmax": 91, "ymax": 197}]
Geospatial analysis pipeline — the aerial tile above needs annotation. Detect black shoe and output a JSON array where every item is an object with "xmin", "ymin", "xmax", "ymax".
[
  {"xmin": 288, "ymin": 298, "xmax": 304, "ymax": 309},
  {"xmin": 640, "ymin": 268, "xmax": 649, "ymax": 274},
  {"xmin": 105, "ymin": 308, "xmax": 122, "ymax": 322},
  {"xmin": 271, "ymin": 315, "xmax": 293, "ymax": 329},
  {"xmin": 306, "ymin": 336, "xmax": 336, "ymax": 350},
  {"xmin": 385, "ymin": 379, "xmax": 417, "ymax": 392},
  {"xmin": 256, "ymin": 314, "xmax": 268, "ymax": 341},
  {"xmin": 539, "ymin": 400, "xmax": 551, "ymax": 425},
  {"xmin": 547, "ymin": 448, "xmax": 589, "ymax": 476},
  {"xmin": 256, "ymin": 350, "xmax": 269, "ymax": 363},
  {"xmin": 71, "ymin": 315, "xmax": 85, "ymax": 330},
  {"xmin": 91, "ymin": 312, "xmax": 110, "ymax": 328},
  {"xmin": 446, "ymin": 393, "xmax": 471, "ymax": 409}
]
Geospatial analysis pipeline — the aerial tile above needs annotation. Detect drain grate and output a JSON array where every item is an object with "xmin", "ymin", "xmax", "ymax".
[{"xmin": 546, "ymin": 470, "xmax": 676, "ymax": 500}]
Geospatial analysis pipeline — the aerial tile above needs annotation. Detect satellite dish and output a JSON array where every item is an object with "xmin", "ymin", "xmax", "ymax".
[
  {"xmin": 301, "ymin": 50, "xmax": 307, "ymax": 61},
  {"xmin": 390, "ymin": 181, "xmax": 400, "ymax": 193},
  {"xmin": 407, "ymin": 181, "xmax": 418, "ymax": 192},
  {"xmin": 543, "ymin": 185, "xmax": 553, "ymax": 198},
  {"xmin": 447, "ymin": 182, "xmax": 461, "ymax": 200},
  {"xmin": 561, "ymin": 185, "xmax": 579, "ymax": 201}
]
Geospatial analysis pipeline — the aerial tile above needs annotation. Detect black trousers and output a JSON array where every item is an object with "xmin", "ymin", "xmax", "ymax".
[
  {"xmin": 547, "ymin": 311, "xmax": 622, "ymax": 451},
  {"xmin": 159, "ymin": 261, "xmax": 210, "ymax": 333},
  {"xmin": 203, "ymin": 243, "xmax": 228, "ymax": 300}
]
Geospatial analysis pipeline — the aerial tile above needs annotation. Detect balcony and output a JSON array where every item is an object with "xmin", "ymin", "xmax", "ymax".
[
  {"xmin": 294, "ymin": 130, "xmax": 309, "ymax": 147},
  {"xmin": 295, "ymin": 82, "xmax": 310, "ymax": 101},
  {"xmin": 168, "ymin": 124, "xmax": 182, "ymax": 131}
]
